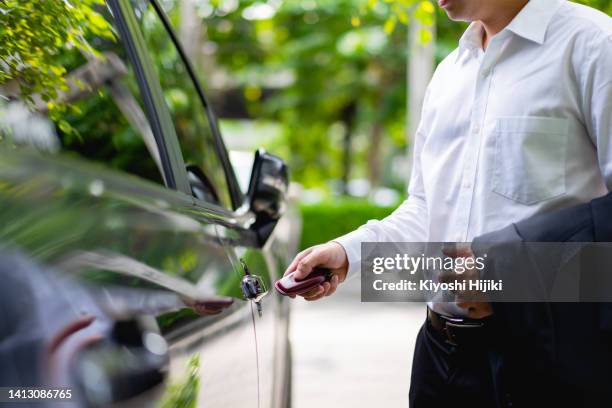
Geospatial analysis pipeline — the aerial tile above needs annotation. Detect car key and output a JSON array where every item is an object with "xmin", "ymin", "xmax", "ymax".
[{"xmin": 274, "ymin": 267, "xmax": 333, "ymax": 297}]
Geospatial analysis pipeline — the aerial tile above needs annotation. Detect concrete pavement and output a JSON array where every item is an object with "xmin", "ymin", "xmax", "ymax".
[{"xmin": 290, "ymin": 273, "xmax": 425, "ymax": 408}]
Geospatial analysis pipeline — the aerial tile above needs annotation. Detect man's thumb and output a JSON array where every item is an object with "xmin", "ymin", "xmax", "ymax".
[{"xmin": 294, "ymin": 250, "xmax": 321, "ymax": 280}]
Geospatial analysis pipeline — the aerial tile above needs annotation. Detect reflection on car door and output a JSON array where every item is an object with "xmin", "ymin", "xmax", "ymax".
[
  {"xmin": 0, "ymin": 147, "xmax": 260, "ymax": 407},
  {"xmin": 1, "ymin": 1, "xmax": 261, "ymax": 405},
  {"xmin": 126, "ymin": 1, "xmax": 302, "ymax": 406},
  {"xmin": 119, "ymin": 0, "xmax": 263, "ymax": 406}
]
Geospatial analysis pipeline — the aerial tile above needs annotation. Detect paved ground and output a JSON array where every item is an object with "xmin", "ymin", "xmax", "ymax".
[{"xmin": 290, "ymin": 273, "xmax": 425, "ymax": 408}]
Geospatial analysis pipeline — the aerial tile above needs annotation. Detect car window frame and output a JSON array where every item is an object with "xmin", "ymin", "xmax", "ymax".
[
  {"xmin": 108, "ymin": 0, "xmax": 192, "ymax": 194},
  {"xmin": 144, "ymin": 0, "xmax": 245, "ymax": 211},
  {"xmin": 111, "ymin": 0, "xmax": 254, "ymax": 230}
]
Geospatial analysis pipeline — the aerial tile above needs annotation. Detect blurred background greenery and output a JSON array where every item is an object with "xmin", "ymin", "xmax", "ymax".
[{"xmin": 1, "ymin": 0, "xmax": 610, "ymax": 250}]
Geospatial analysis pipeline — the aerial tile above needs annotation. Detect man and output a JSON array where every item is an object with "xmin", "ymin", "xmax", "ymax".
[{"xmin": 284, "ymin": 0, "xmax": 612, "ymax": 406}]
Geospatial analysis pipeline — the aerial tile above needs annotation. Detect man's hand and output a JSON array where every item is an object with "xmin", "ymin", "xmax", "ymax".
[
  {"xmin": 283, "ymin": 241, "xmax": 349, "ymax": 301},
  {"xmin": 441, "ymin": 245, "xmax": 493, "ymax": 319}
]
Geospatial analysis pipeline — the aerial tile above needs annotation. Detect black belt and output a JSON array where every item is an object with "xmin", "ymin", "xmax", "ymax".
[{"xmin": 426, "ymin": 308, "xmax": 493, "ymax": 347}]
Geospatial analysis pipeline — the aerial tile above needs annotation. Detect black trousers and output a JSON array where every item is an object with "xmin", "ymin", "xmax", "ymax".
[
  {"xmin": 408, "ymin": 319, "xmax": 608, "ymax": 408},
  {"xmin": 408, "ymin": 321, "xmax": 499, "ymax": 408}
]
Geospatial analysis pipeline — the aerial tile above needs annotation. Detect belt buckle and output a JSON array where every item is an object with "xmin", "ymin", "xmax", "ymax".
[{"xmin": 443, "ymin": 319, "xmax": 484, "ymax": 346}]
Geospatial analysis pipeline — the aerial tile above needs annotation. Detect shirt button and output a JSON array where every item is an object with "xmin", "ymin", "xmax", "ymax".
[
  {"xmin": 481, "ymin": 68, "xmax": 490, "ymax": 77},
  {"xmin": 472, "ymin": 125, "xmax": 480, "ymax": 134},
  {"xmin": 464, "ymin": 182, "xmax": 472, "ymax": 189}
]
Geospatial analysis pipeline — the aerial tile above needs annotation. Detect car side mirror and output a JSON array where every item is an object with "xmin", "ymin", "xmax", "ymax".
[{"xmin": 246, "ymin": 149, "xmax": 289, "ymax": 245}]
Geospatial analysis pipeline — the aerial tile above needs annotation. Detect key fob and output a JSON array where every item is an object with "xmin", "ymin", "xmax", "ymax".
[{"xmin": 275, "ymin": 267, "xmax": 333, "ymax": 297}]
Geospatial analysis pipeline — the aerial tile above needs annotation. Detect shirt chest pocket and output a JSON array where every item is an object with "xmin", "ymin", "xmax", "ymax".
[{"xmin": 492, "ymin": 116, "xmax": 569, "ymax": 205}]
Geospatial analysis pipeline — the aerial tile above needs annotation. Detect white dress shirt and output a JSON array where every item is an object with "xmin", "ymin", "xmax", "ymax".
[{"xmin": 335, "ymin": 0, "xmax": 612, "ymax": 314}]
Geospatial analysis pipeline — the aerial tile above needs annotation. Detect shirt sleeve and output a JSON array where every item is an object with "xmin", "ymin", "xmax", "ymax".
[
  {"xmin": 581, "ymin": 30, "xmax": 612, "ymax": 190},
  {"xmin": 333, "ymin": 91, "xmax": 431, "ymax": 275}
]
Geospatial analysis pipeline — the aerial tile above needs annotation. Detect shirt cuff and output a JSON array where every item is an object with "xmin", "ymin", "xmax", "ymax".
[{"xmin": 332, "ymin": 229, "xmax": 370, "ymax": 276}]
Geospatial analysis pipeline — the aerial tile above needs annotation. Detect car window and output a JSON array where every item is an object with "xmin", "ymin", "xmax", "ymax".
[
  {"xmin": 10, "ymin": 8, "xmax": 166, "ymax": 186},
  {"xmin": 130, "ymin": 0, "xmax": 233, "ymax": 208}
]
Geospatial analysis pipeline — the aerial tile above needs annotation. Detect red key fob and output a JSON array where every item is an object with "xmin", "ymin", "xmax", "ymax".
[{"xmin": 275, "ymin": 267, "xmax": 333, "ymax": 297}]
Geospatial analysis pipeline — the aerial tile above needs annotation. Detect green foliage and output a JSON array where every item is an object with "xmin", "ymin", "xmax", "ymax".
[
  {"xmin": 158, "ymin": 354, "xmax": 200, "ymax": 408},
  {"xmin": 2, "ymin": 0, "xmax": 609, "ymax": 195},
  {"xmin": 0, "ymin": 0, "xmax": 112, "ymax": 115},
  {"xmin": 579, "ymin": 0, "xmax": 612, "ymax": 15},
  {"xmin": 2, "ymin": 1, "xmax": 165, "ymax": 184},
  {"xmin": 368, "ymin": 0, "xmax": 436, "ymax": 37},
  {"xmin": 193, "ymin": 0, "xmax": 412, "ymax": 188},
  {"xmin": 299, "ymin": 198, "xmax": 397, "ymax": 249}
]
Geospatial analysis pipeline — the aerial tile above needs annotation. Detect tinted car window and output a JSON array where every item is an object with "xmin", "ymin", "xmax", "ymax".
[
  {"xmin": 131, "ymin": 0, "xmax": 233, "ymax": 208},
  {"xmin": 43, "ymin": 9, "xmax": 164, "ymax": 185}
]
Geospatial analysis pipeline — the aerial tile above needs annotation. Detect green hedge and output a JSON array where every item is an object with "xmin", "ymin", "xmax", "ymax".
[{"xmin": 298, "ymin": 198, "xmax": 398, "ymax": 250}]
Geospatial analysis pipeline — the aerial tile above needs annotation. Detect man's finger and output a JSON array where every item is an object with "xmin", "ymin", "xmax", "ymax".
[
  {"xmin": 442, "ymin": 245, "xmax": 473, "ymax": 258},
  {"xmin": 295, "ymin": 249, "xmax": 325, "ymax": 280},
  {"xmin": 326, "ymin": 274, "xmax": 339, "ymax": 297},
  {"xmin": 438, "ymin": 269, "xmax": 463, "ymax": 285},
  {"xmin": 284, "ymin": 247, "xmax": 313, "ymax": 276},
  {"xmin": 304, "ymin": 286, "xmax": 327, "ymax": 301},
  {"xmin": 302, "ymin": 285, "xmax": 325, "ymax": 301},
  {"xmin": 306, "ymin": 282, "xmax": 331, "ymax": 301},
  {"xmin": 336, "ymin": 268, "xmax": 347, "ymax": 283},
  {"xmin": 321, "ymin": 281, "xmax": 331, "ymax": 294},
  {"xmin": 306, "ymin": 292, "xmax": 326, "ymax": 301},
  {"xmin": 456, "ymin": 301, "xmax": 493, "ymax": 319},
  {"xmin": 456, "ymin": 299, "xmax": 476, "ymax": 309},
  {"xmin": 300, "ymin": 285, "xmax": 324, "ymax": 298}
]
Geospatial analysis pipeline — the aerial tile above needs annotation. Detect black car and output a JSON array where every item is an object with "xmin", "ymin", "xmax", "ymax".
[{"xmin": 0, "ymin": 0, "xmax": 300, "ymax": 406}]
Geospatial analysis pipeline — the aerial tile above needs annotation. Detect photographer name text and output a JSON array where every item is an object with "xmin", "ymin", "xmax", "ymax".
[{"xmin": 372, "ymin": 279, "xmax": 503, "ymax": 293}]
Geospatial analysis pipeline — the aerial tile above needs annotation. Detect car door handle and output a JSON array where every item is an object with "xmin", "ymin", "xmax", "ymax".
[
  {"xmin": 239, "ymin": 259, "xmax": 267, "ymax": 302},
  {"xmin": 187, "ymin": 297, "xmax": 234, "ymax": 315},
  {"xmin": 72, "ymin": 317, "xmax": 168, "ymax": 407},
  {"xmin": 241, "ymin": 274, "xmax": 267, "ymax": 302}
]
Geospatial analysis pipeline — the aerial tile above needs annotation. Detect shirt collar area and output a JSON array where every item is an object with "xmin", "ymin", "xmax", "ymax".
[
  {"xmin": 455, "ymin": 0, "xmax": 563, "ymax": 62},
  {"xmin": 457, "ymin": 22, "xmax": 485, "ymax": 61},
  {"xmin": 504, "ymin": 0, "xmax": 563, "ymax": 45}
]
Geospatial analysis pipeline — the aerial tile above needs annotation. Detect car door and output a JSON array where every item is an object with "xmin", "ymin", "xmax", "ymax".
[
  {"xmin": 0, "ymin": 148, "xmax": 259, "ymax": 407},
  {"xmin": 127, "ymin": 2, "xmax": 299, "ymax": 408},
  {"xmin": 0, "ymin": 0, "xmax": 260, "ymax": 406},
  {"xmin": 111, "ymin": 1, "xmax": 264, "ymax": 406}
]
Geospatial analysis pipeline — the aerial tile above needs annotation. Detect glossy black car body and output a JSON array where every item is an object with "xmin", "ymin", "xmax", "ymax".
[{"xmin": 0, "ymin": 1, "xmax": 300, "ymax": 406}]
